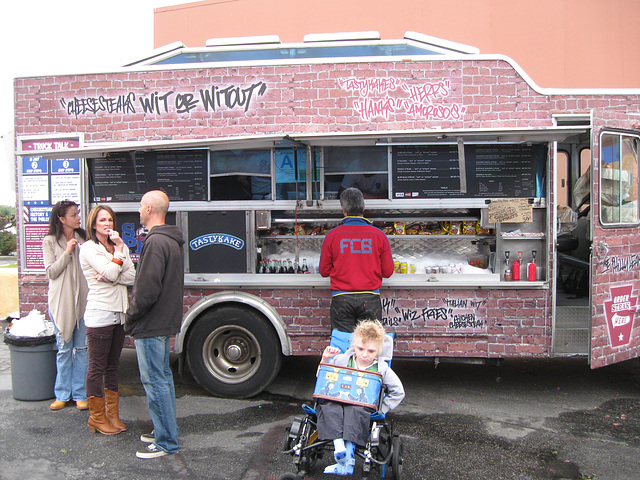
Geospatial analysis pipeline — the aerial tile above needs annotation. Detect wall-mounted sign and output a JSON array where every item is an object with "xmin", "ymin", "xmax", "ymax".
[
  {"xmin": 604, "ymin": 285, "xmax": 637, "ymax": 348},
  {"xmin": 392, "ymin": 144, "xmax": 544, "ymax": 199},
  {"xmin": 488, "ymin": 198, "xmax": 533, "ymax": 223},
  {"xmin": 19, "ymin": 137, "xmax": 81, "ymax": 271},
  {"xmin": 88, "ymin": 150, "xmax": 208, "ymax": 203}
]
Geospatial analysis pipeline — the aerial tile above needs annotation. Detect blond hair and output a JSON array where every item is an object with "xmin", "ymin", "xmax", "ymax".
[{"xmin": 352, "ymin": 319, "xmax": 386, "ymax": 350}]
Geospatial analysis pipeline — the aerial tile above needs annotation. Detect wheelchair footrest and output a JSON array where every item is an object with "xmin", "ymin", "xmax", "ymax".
[{"xmin": 301, "ymin": 404, "xmax": 317, "ymax": 416}]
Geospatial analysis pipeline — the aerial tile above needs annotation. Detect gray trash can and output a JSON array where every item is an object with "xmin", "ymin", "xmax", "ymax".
[{"xmin": 3, "ymin": 332, "xmax": 57, "ymax": 401}]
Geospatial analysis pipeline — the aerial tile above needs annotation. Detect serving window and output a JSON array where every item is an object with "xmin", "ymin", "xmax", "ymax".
[
  {"xmin": 599, "ymin": 132, "xmax": 639, "ymax": 225},
  {"xmin": 210, "ymin": 149, "xmax": 271, "ymax": 200},
  {"xmin": 322, "ymin": 146, "xmax": 389, "ymax": 199}
]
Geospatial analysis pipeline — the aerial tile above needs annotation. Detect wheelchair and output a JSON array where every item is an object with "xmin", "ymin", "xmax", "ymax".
[{"xmin": 278, "ymin": 331, "xmax": 404, "ymax": 480}]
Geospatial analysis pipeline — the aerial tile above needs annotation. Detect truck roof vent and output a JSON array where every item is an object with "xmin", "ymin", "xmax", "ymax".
[
  {"xmin": 553, "ymin": 114, "xmax": 591, "ymax": 126},
  {"xmin": 205, "ymin": 35, "xmax": 282, "ymax": 47},
  {"xmin": 404, "ymin": 31, "xmax": 479, "ymax": 54},
  {"xmin": 303, "ymin": 31, "xmax": 381, "ymax": 43}
]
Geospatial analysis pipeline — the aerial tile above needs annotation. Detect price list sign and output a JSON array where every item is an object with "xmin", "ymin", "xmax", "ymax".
[
  {"xmin": 88, "ymin": 150, "xmax": 208, "ymax": 202},
  {"xmin": 392, "ymin": 144, "xmax": 544, "ymax": 199},
  {"xmin": 392, "ymin": 145, "xmax": 462, "ymax": 198}
]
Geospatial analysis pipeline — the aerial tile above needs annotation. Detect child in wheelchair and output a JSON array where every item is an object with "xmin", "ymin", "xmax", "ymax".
[{"xmin": 315, "ymin": 319, "xmax": 405, "ymax": 475}]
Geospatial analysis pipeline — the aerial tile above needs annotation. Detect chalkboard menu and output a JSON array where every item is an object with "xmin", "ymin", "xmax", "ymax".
[
  {"xmin": 88, "ymin": 150, "xmax": 208, "ymax": 202},
  {"xmin": 392, "ymin": 145, "xmax": 463, "ymax": 198},
  {"xmin": 466, "ymin": 145, "xmax": 542, "ymax": 198},
  {"xmin": 392, "ymin": 144, "xmax": 544, "ymax": 198}
]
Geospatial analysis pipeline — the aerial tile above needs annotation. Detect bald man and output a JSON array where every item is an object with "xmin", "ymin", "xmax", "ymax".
[{"xmin": 126, "ymin": 190, "xmax": 184, "ymax": 459}]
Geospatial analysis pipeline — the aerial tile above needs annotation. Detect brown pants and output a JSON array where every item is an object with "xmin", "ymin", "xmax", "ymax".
[{"xmin": 86, "ymin": 324, "xmax": 125, "ymax": 397}]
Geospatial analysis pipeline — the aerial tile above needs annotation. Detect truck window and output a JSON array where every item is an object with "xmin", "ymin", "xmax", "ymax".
[
  {"xmin": 275, "ymin": 148, "xmax": 307, "ymax": 200},
  {"xmin": 323, "ymin": 146, "xmax": 389, "ymax": 199},
  {"xmin": 210, "ymin": 149, "xmax": 271, "ymax": 200},
  {"xmin": 599, "ymin": 133, "xmax": 639, "ymax": 225}
]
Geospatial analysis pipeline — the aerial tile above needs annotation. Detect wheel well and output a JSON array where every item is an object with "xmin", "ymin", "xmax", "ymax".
[
  {"xmin": 182, "ymin": 301, "xmax": 285, "ymax": 397},
  {"xmin": 185, "ymin": 302, "xmax": 275, "ymax": 348},
  {"xmin": 177, "ymin": 293, "xmax": 292, "ymax": 357}
]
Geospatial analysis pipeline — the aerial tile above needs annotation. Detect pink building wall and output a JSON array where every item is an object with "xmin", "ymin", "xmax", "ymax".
[{"xmin": 154, "ymin": 0, "xmax": 640, "ymax": 89}]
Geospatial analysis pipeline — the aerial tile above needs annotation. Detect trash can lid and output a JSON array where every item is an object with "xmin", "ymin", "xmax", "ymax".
[{"xmin": 3, "ymin": 332, "xmax": 56, "ymax": 347}]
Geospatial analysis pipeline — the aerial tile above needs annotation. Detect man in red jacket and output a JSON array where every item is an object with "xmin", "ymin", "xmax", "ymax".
[{"xmin": 319, "ymin": 188, "xmax": 395, "ymax": 332}]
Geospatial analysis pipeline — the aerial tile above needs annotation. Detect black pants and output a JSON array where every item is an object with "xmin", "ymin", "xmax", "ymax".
[
  {"xmin": 316, "ymin": 400, "xmax": 372, "ymax": 446},
  {"xmin": 330, "ymin": 293, "xmax": 382, "ymax": 333}
]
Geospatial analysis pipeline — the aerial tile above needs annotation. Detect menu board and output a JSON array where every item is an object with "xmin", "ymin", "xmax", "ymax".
[
  {"xmin": 392, "ymin": 144, "xmax": 544, "ymax": 198},
  {"xmin": 88, "ymin": 150, "xmax": 208, "ymax": 202},
  {"xmin": 392, "ymin": 145, "xmax": 462, "ymax": 198},
  {"xmin": 466, "ymin": 145, "xmax": 541, "ymax": 198}
]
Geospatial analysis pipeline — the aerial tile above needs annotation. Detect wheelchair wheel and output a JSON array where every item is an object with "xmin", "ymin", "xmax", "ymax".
[
  {"xmin": 390, "ymin": 436, "xmax": 404, "ymax": 480},
  {"xmin": 277, "ymin": 474, "xmax": 302, "ymax": 480},
  {"xmin": 296, "ymin": 417, "xmax": 319, "ymax": 473},
  {"xmin": 285, "ymin": 417, "xmax": 303, "ymax": 451}
]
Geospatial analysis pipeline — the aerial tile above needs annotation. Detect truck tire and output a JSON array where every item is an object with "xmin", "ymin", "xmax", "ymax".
[{"xmin": 186, "ymin": 305, "xmax": 282, "ymax": 398}]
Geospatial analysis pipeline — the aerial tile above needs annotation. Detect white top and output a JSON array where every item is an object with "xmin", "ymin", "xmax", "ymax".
[
  {"xmin": 79, "ymin": 240, "xmax": 136, "ymax": 316},
  {"xmin": 84, "ymin": 309, "xmax": 125, "ymax": 328}
]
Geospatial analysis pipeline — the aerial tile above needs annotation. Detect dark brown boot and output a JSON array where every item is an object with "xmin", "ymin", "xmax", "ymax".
[
  {"xmin": 104, "ymin": 389, "xmax": 126, "ymax": 432},
  {"xmin": 87, "ymin": 396, "xmax": 121, "ymax": 435}
]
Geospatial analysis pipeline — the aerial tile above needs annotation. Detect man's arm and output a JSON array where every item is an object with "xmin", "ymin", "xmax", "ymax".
[
  {"xmin": 126, "ymin": 248, "xmax": 165, "ymax": 322},
  {"xmin": 318, "ymin": 235, "xmax": 334, "ymax": 278}
]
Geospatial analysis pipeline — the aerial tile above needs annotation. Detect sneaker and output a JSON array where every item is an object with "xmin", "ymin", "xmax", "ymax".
[
  {"xmin": 140, "ymin": 430, "xmax": 155, "ymax": 443},
  {"xmin": 136, "ymin": 443, "xmax": 169, "ymax": 459}
]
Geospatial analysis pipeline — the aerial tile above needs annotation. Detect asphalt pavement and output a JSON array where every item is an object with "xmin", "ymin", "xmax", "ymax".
[{"xmin": 1, "ymin": 315, "xmax": 640, "ymax": 480}]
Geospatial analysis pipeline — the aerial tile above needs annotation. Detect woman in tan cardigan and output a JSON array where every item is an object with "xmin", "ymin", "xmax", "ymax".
[{"xmin": 42, "ymin": 200, "xmax": 89, "ymax": 411}]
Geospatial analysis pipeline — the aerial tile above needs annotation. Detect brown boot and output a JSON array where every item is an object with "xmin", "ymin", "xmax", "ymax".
[
  {"xmin": 87, "ymin": 396, "xmax": 121, "ymax": 435},
  {"xmin": 104, "ymin": 389, "xmax": 126, "ymax": 432}
]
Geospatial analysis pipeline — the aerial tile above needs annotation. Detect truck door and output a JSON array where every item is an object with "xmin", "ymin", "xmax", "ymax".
[
  {"xmin": 590, "ymin": 126, "xmax": 640, "ymax": 368},
  {"xmin": 554, "ymin": 144, "xmax": 591, "ymax": 357}
]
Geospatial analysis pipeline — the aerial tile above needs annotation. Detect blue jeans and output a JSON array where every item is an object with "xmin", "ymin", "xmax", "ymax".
[
  {"xmin": 135, "ymin": 336, "xmax": 179, "ymax": 454},
  {"xmin": 52, "ymin": 316, "xmax": 88, "ymax": 402}
]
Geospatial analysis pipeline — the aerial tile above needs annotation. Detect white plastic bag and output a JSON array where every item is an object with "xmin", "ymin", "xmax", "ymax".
[{"xmin": 8, "ymin": 310, "xmax": 53, "ymax": 337}]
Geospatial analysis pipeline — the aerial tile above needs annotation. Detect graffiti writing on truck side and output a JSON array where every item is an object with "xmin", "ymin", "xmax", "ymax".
[
  {"xmin": 339, "ymin": 77, "xmax": 466, "ymax": 122},
  {"xmin": 599, "ymin": 253, "xmax": 640, "ymax": 273},
  {"xmin": 381, "ymin": 297, "xmax": 486, "ymax": 329},
  {"xmin": 59, "ymin": 81, "xmax": 268, "ymax": 117}
]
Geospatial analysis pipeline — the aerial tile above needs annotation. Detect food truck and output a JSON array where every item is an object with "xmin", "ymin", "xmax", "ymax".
[{"xmin": 14, "ymin": 32, "xmax": 640, "ymax": 397}]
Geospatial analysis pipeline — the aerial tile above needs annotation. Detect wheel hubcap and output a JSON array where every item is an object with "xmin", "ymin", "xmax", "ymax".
[{"xmin": 202, "ymin": 325, "xmax": 262, "ymax": 384}]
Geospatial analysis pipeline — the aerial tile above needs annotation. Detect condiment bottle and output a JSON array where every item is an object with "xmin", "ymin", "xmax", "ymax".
[
  {"xmin": 504, "ymin": 268, "xmax": 513, "ymax": 281},
  {"xmin": 512, "ymin": 251, "xmax": 522, "ymax": 281},
  {"xmin": 527, "ymin": 250, "xmax": 537, "ymax": 281}
]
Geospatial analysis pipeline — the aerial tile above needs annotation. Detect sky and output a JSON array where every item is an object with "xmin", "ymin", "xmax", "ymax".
[{"xmin": 0, "ymin": 0, "xmax": 192, "ymax": 207}]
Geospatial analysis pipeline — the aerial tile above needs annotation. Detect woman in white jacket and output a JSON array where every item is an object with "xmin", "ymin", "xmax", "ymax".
[
  {"xmin": 80, "ymin": 205, "xmax": 135, "ymax": 435},
  {"xmin": 42, "ymin": 200, "xmax": 89, "ymax": 411}
]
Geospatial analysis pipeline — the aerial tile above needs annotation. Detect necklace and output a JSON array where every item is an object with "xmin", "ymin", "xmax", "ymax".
[{"xmin": 99, "ymin": 240, "xmax": 114, "ymax": 254}]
